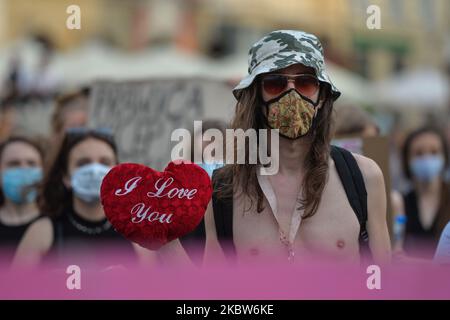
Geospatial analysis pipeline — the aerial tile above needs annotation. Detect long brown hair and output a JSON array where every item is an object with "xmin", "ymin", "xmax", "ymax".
[
  {"xmin": 401, "ymin": 126, "xmax": 450, "ymax": 237},
  {"xmin": 214, "ymin": 80, "xmax": 334, "ymax": 218},
  {"xmin": 39, "ymin": 129, "xmax": 117, "ymax": 218}
]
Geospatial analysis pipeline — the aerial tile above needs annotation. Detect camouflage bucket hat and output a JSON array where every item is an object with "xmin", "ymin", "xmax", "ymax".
[{"xmin": 233, "ymin": 30, "xmax": 341, "ymax": 101}]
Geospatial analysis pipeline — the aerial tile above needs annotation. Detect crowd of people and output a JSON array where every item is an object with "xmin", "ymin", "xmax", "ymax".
[{"xmin": 0, "ymin": 29, "xmax": 449, "ymax": 271}]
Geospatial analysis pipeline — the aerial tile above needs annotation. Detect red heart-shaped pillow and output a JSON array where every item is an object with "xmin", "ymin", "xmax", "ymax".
[{"xmin": 100, "ymin": 160, "xmax": 212, "ymax": 250}]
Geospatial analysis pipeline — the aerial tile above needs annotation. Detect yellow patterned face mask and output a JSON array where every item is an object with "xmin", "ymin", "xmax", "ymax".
[{"xmin": 266, "ymin": 89, "xmax": 319, "ymax": 139}]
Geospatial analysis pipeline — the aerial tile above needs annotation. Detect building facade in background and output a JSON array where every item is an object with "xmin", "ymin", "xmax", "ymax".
[{"xmin": 0, "ymin": 0, "xmax": 449, "ymax": 81}]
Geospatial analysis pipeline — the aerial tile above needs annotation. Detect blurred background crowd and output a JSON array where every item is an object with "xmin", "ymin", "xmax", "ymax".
[{"xmin": 0, "ymin": 0, "xmax": 449, "ymax": 268}]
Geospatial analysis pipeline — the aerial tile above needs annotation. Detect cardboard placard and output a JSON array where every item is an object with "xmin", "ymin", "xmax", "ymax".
[{"xmin": 89, "ymin": 78, "xmax": 235, "ymax": 170}]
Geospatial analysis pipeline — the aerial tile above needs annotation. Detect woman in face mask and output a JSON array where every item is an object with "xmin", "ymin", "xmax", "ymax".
[
  {"xmin": 13, "ymin": 128, "xmax": 158, "ymax": 269},
  {"xmin": 0, "ymin": 136, "xmax": 44, "ymax": 263},
  {"xmin": 394, "ymin": 127, "xmax": 450, "ymax": 259}
]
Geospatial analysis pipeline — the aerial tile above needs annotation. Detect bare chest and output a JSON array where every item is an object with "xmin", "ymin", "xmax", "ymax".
[{"xmin": 232, "ymin": 163, "xmax": 361, "ymax": 262}]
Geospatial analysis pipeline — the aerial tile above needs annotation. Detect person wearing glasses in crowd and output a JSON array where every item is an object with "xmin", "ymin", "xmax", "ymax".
[
  {"xmin": 0, "ymin": 136, "xmax": 44, "ymax": 264},
  {"xmin": 204, "ymin": 30, "xmax": 391, "ymax": 266}
]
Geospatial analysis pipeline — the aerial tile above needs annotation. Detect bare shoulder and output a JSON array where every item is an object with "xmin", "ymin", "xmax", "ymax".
[
  {"xmin": 13, "ymin": 216, "xmax": 54, "ymax": 267},
  {"xmin": 20, "ymin": 216, "xmax": 54, "ymax": 250},
  {"xmin": 351, "ymin": 153, "xmax": 384, "ymax": 186},
  {"xmin": 29, "ymin": 216, "xmax": 53, "ymax": 233},
  {"xmin": 352, "ymin": 153, "xmax": 391, "ymax": 263}
]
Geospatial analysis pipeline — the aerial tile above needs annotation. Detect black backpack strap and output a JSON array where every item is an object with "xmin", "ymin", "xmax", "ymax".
[
  {"xmin": 211, "ymin": 147, "xmax": 371, "ymax": 261},
  {"xmin": 330, "ymin": 145, "xmax": 370, "ymax": 251},
  {"xmin": 211, "ymin": 170, "xmax": 237, "ymax": 260}
]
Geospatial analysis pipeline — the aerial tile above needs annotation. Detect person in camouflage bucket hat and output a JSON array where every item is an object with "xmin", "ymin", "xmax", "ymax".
[
  {"xmin": 233, "ymin": 30, "xmax": 341, "ymax": 101},
  {"xmin": 204, "ymin": 30, "xmax": 391, "ymax": 266}
]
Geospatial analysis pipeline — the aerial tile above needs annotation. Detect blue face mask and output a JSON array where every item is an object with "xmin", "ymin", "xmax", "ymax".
[
  {"xmin": 410, "ymin": 155, "xmax": 444, "ymax": 182},
  {"xmin": 198, "ymin": 162, "xmax": 224, "ymax": 178},
  {"xmin": 1, "ymin": 167, "xmax": 43, "ymax": 204},
  {"xmin": 71, "ymin": 163, "xmax": 111, "ymax": 204}
]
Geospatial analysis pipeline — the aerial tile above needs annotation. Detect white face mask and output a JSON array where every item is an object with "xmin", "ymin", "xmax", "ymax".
[{"xmin": 71, "ymin": 163, "xmax": 111, "ymax": 204}]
